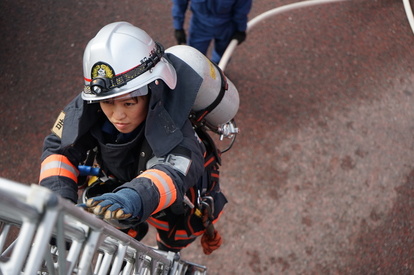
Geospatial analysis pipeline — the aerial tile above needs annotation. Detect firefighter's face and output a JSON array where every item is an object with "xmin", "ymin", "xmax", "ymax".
[{"xmin": 100, "ymin": 95, "xmax": 149, "ymax": 133}]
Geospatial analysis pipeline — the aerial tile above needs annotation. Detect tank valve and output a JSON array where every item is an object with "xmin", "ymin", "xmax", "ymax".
[{"xmin": 218, "ymin": 120, "xmax": 239, "ymax": 140}]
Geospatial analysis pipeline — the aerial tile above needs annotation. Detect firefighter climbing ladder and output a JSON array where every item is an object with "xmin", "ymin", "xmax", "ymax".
[
  {"xmin": 0, "ymin": 177, "xmax": 207, "ymax": 275},
  {"xmin": 2, "ymin": 0, "xmax": 413, "ymax": 274}
]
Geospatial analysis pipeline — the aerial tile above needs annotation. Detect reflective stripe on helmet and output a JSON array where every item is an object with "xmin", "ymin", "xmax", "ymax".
[
  {"xmin": 39, "ymin": 154, "xmax": 79, "ymax": 183},
  {"xmin": 137, "ymin": 169, "xmax": 177, "ymax": 215}
]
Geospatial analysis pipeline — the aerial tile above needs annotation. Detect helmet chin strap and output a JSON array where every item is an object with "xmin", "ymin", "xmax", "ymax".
[{"xmin": 85, "ymin": 42, "xmax": 165, "ymax": 95}]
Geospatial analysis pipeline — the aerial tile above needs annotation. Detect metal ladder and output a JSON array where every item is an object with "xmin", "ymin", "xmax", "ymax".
[{"xmin": 0, "ymin": 177, "xmax": 207, "ymax": 275}]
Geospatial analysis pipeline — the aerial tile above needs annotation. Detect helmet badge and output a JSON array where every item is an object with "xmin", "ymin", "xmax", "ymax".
[
  {"xmin": 89, "ymin": 62, "xmax": 115, "ymax": 94},
  {"xmin": 91, "ymin": 62, "xmax": 115, "ymax": 79},
  {"xmin": 84, "ymin": 42, "xmax": 164, "ymax": 96}
]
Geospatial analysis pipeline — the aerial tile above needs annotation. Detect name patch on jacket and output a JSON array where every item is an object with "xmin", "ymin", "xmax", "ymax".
[{"xmin": 51, "ymin": 111, "xmax": 65, "ymax": 139}]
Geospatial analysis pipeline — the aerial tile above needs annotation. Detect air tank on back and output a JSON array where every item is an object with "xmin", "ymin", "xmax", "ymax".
[{"xmin": 165, "ymin": 45, "xmax": 239, "ymax": 129}]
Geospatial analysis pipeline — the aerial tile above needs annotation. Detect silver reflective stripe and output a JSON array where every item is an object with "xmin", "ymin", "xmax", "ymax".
[
  {"xmin": 40, "ymin": 160, "xmax": 79, "ymax": 176},
  {"xmin": 146, "ymin": 154, "xmax": 192, "ymax": 176},
  {"xmin": 145, "ymin": 170, "xmax": 174, "ymax": 209}
]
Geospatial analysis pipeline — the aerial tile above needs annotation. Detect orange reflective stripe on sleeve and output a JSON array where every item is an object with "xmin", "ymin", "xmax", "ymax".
[
  {"xmin": 39, "ymin": 154, "xmax": 79, "ymax": 183},
  {"xmin": 138, "ymin": 169, "xmax": 177, "ymax": 215}
]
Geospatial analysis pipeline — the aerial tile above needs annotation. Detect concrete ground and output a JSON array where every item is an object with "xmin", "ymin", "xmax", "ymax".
[{"xmin": 1, "ymin": 0, "xmax": 414, "ymax": 274}]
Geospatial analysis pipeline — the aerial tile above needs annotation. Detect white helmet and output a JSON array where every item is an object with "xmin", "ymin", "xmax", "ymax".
[{"xmin": 82, "ymin": 22, "xmax": 177, "ymax": 102}]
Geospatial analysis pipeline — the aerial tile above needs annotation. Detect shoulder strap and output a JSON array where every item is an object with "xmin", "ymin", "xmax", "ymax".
[
  {"xmin": 194, "ymin": 127, "xmax": 221, "ymax": 196},
  {"xmin": 196, "ymin": 127, "xmax": 221, "ymax": 166},
  {"xmin": 192, "ymin": 62, "xmax": 228, "ymax": 124}
]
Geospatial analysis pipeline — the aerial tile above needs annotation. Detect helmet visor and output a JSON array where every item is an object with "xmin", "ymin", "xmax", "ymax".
[
  {"xmin": 83, "ymin": 85, "xmax": 148, "ymax": 103},
  {"xmin": 111, "ymin": 86, "xmax": 149, "ymax": 101}
]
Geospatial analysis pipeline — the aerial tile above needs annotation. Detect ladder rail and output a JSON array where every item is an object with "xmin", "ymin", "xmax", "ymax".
[{"xmin": 0, "ymin": 177, "xmax": 207, "ymax": 275}]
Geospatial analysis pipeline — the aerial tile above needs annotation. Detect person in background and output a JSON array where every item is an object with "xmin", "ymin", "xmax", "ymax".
[
  {"xmin": 172, "ymin": 0, "xmax": 252, "ymax": 64},
  {"xmin": 38, "ymin": 21, "xmax": 228, "ymax": 254}
]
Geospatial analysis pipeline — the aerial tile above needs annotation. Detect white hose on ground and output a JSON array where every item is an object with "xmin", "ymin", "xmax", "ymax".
[
  {"xmin": 402, "ymin": 0, "xmax": 414, "ymax": 36},
  {"xmin": 218, "ymin": 0, "xmax": 351, "ymax": 71}
]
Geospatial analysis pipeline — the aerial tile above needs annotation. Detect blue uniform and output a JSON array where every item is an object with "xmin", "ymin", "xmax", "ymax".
[{"xmin": 172, "ymin": 0, "xmax": 252, "ymax": 64}]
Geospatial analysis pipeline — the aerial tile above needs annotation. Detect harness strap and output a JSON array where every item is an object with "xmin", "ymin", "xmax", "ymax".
[{"xmin": 193, "ymin": 62, "xmax": 228, "ymax": 123}]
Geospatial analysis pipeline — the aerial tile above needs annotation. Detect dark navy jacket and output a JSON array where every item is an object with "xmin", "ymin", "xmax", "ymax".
[{"xmin": 39, "ymin": 54, "xmax": 206, "ymax": 222}]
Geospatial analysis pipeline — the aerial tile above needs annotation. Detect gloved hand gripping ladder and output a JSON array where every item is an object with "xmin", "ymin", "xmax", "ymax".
[{"xmin": 0, "ymin": 177, "xmax": 207, "ymax": 275}]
